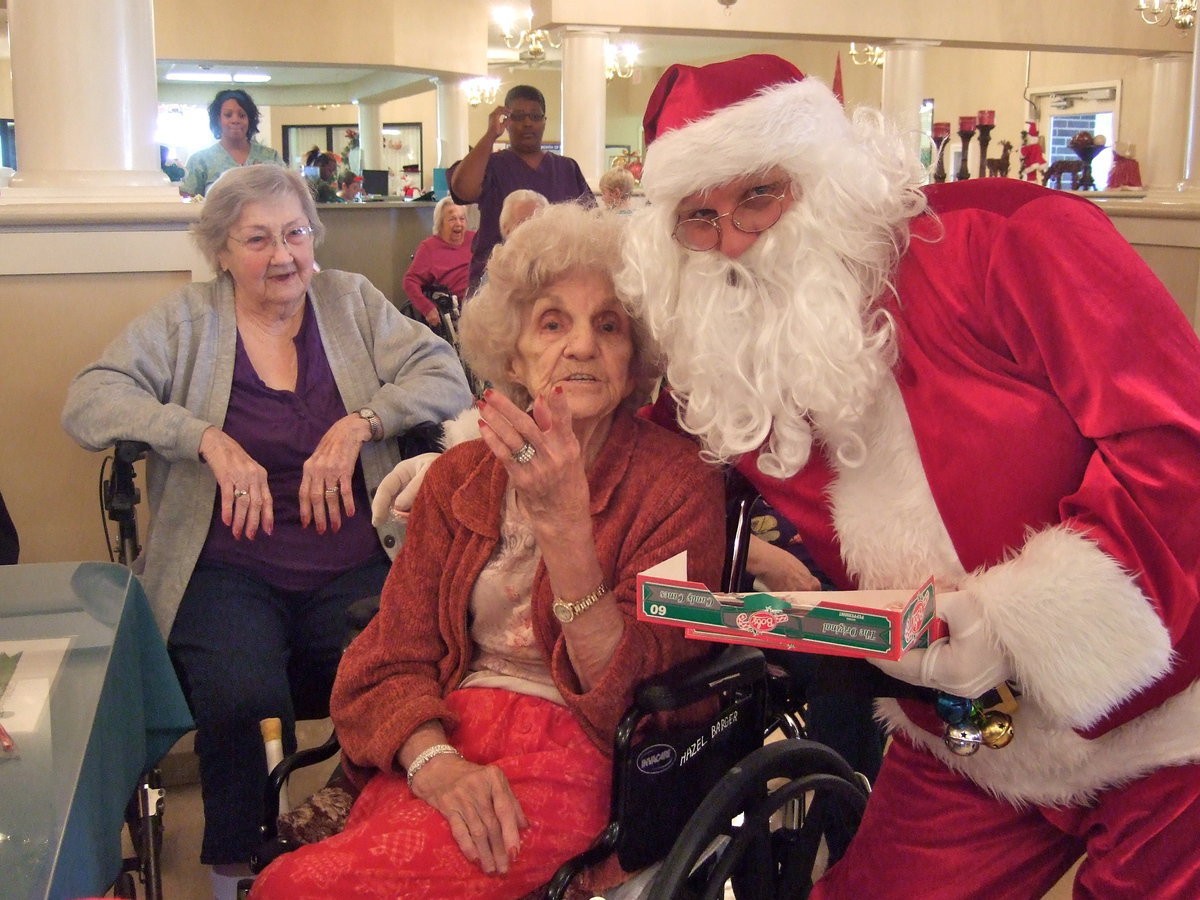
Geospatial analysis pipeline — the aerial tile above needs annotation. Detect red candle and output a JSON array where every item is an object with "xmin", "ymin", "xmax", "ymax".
[
  {"xmin": 932, "ymin": 122, "xmax": 951, "ymax": 140},
  {"xmin": 959, "ymin": 116, "xmax": 977, "ymax": 133},
  {"xmin": 978, "ymin": 109, "xmax": 995, "ymax": 126}
]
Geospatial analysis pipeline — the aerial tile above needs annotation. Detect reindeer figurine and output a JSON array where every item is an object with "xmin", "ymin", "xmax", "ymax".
[{"xmin": 985, "ymin": 140, "xmax": 1013, "ymax": 178}]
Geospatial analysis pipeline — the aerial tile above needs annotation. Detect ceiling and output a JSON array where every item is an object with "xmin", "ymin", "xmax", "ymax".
[{"xmin": 153, "ymin": 23, "xmax": 786, "ymax": 108}]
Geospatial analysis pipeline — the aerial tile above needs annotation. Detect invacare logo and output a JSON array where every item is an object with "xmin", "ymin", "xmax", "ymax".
[{"xmin": 636, "ymin": 743, "xmax": 677, "ymax": 775}]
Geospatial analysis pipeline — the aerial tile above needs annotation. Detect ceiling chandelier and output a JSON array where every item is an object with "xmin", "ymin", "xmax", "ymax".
[
  {"xmin": 1135, "ymin": 0, "xmax": 1196, "ymax": 29},
  {"xmin": 493, "ymin": 6, "xmax": 561, "ymax": 64},
  {"xmin": 605, "ymin": 42, "xmax": 640, "ymax": 81},
  {"xmin": 463, "ymin": 77, "xmax": 501, "ymax": 108},
  {"xmin": 848, "ymin": 42, "xmax": 886, "ymax": 68}
]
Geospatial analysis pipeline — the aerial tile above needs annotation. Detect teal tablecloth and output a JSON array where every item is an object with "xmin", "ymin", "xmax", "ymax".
[{"xmin": 0, "ymin": 562, "xmax": 194, "ymax": 900}]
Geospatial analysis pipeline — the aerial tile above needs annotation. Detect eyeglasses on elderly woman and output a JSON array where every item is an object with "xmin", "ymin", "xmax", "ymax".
[
  {"xmin": 228, "ymin": 225, "xmax": 315, "ymax": 254},
  {"xmin": 672, "ymin": 181, "xmax": 790, "ymax": 252}
]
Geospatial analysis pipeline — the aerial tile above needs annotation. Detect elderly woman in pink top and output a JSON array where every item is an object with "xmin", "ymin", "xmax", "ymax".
[{"xmin": 404, "ymin": 198, "xmax": 476, "ymax": 328}]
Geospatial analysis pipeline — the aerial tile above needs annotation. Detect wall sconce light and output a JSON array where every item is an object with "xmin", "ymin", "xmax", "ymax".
[
  {"xmin": 848, "ymin": 42, "xmax": 886, "ymax": 68},
  {"xmin": 463, "ymin": 77, "xmax": 501, "ymax": 108},
  {"xmin": 493, "ymin": 5, "xmax": 561, "ymax": 64},
  {"xmin": 1135, "ymin": 0, "xmax": 1196, "ymax": 29},
  {"xmin": 605, "ymin": 43, "xmax": 640, "ymax": 81}
]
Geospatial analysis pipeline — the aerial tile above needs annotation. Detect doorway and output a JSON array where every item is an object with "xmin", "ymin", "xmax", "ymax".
[{"xmin": 1030, "ymin": 82, "xmax": 1120, "ymax": 190}]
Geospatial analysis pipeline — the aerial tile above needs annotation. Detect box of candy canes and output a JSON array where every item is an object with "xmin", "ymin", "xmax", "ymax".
[{"xmin": 636, "ymin": 552, "xmax": 940, "ymax": 661}]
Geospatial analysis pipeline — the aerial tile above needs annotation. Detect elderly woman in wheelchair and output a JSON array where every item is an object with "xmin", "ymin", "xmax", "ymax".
[
  {"xmin": 249, "ymin": 202, "xmax": 726, "ymax": 899},
  {"xmin": 61, "ymin": 164, "xmax": 472, "ymax": 899},
  {"xmin": 403, "ymin": 196, "xmax": 475, "ymax": 329}
]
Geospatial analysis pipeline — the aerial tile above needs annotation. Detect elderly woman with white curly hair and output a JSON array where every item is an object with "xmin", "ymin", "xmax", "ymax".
[
  {"xmin": 62, "ymin": 164, "xmax": 472, "ymax": 898},
  {"xmin": 250, "ymin": 202, "xmax": 725, "ymax": 899}
]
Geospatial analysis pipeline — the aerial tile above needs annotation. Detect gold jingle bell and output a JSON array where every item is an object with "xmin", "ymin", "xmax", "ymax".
[
  {"xmin": 980, "ymin": 711, "xmax": 1015, "ymax": 749},
  {"xmin": 943, "ymin": 722, "xmax": 983, "ymax": 756}
]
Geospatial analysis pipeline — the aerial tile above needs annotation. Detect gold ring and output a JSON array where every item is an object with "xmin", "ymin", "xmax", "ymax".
[
  {"xmin": 233, "ymin": 489, "xmax": 249, "ymax": 499},
  {"xmin": 324, "ymin": 487, "xmax": 339, "ymax": 494}
]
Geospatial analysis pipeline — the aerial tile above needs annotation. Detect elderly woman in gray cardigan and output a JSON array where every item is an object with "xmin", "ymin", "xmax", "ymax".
[{"xmin": 62, "ymin": 164, "xmax": 471, "ymax": 899}]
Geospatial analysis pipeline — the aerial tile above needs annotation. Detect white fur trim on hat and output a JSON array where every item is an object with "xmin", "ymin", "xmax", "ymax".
[{"xmin": 641, "ymin": 77, "xmax": 850, "ymax": 206}]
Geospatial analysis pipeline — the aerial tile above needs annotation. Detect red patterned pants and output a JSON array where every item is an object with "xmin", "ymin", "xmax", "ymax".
[
  {"xmin": 250, "ymin": 688, "xmax": 611, "ymax": 899},
  {"xmin": 811, "ymin": 734, "xmax": 1200, "ymax": 899}
]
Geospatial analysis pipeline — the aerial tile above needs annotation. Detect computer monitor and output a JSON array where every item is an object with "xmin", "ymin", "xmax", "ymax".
[{"xmin": 361, "ymin": 169, "xmax": 389, "ymax": 197}]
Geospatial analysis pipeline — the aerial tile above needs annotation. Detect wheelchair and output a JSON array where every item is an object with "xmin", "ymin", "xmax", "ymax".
[
  {"xmin": 421, "ymin": 282, "xmax": 462, "ymax": 350},
  {"xmin": 243, "ymin": 479, "xmax": 872, "ymax": 899},
  {"xmin": 97, "ymin": 431, "xmax": 434, "ymax": 899}
]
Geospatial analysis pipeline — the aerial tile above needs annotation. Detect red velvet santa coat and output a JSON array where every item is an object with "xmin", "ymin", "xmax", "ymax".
[{"xmin": 739, "ymin": 180, "xmax": 1200, "ymax": 806}]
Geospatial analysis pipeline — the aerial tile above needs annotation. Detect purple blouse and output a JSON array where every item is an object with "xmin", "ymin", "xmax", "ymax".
[
  {"xmin": 448, "ymin": 148, "xmax": 593, "ymax": 288},
  {"xmin": 198, "ymin": 301, "xmax": 384, "ymax": 591}
]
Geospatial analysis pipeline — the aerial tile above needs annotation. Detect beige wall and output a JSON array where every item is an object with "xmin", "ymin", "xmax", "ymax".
[
  {"xmin": 0, "ymin": 60, "xmax": 11, "ymax": 119},
  {"xmin": 1, "ymin": 270, "xmax": 189, "ymax": 564},
  {"xmin": 153, "ymin": 0, "xmax": 490, "ymax": 77}
]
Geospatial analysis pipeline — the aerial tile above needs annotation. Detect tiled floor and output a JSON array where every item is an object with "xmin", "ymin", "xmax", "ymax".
[{"xmin": 108, "ymin": 725, "xmax": 1079, "ymax": 900}]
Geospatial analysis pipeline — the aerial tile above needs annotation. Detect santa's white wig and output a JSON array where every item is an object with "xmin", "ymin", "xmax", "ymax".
[{"xmin": 618, "ymin": 55, "xmax": 928, "ymax": 478}]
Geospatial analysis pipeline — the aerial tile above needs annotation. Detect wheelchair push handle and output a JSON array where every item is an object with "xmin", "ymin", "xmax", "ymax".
[
  {"xmin": 635, "ymin": 645, "xmax": 766, "ymax": 713},
  {"xmin": 103, "ymin": 440, "xmax": 150, "ymax": 566}
]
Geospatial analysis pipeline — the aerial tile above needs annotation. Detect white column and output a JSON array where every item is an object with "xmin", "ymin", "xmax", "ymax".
[
  {"xmin": 561, "ymin": 26, "xmax": 614, "ymax": 191},
  {"xmin": 435, "ymin": 78, "xmax": 470, "ymax": 169},
  {"xmin": 357, "ymin": 101, "xmax": 384, "ymax": 172},
  {"xmin": 1182, "ymin": 23, "xmax": 1200, "ymax": 193},
  {"xmin": 881, "ymin": 41, "xmax": 935, "ymax": 165},
  {"xmin": 1146, "ymin": 54, "xmax": 1190, "ymax": 191},
  {"xmin": 2, "ymin": 0, "xmax": 176, "ymax": 203}
]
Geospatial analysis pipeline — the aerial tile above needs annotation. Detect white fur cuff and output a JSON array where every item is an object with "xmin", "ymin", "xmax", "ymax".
[
  {"xmin": 440, "ymin": 405, "xmax": 482, "ymax": 450},
  {"xmin": 966, "ymin": 525, "xmax": 1173, "ymax": 730}
]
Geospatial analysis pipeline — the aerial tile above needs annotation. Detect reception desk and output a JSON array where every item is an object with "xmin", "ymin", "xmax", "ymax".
[{"xmin": 314, "ymin": 200, "xmax": 436, "ymax": 307}]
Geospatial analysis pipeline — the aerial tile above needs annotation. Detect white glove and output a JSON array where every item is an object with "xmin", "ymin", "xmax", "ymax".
[
  {"xmin": 370, "ymin": 452, "xmax": 441, "ymax": 527},
  {"xmin": 868, "ymin": 590, "xmax": 1014, "ymax": 699}
]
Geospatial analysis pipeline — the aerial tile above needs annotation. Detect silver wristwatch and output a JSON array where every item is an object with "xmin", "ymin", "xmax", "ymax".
[{"xmin": 356, "ymin": 407, "xmax": 383, "ymax": 442}]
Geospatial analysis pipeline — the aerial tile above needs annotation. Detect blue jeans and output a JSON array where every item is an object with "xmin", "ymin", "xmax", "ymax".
[{"xmin": 167, "ymin": 558, "xmax": 390, "ymax": 865}]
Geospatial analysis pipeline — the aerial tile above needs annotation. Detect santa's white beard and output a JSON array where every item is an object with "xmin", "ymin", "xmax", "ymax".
[{"xmin": 650, "ymin": 209, "xmax": 896, "ymax": 479}]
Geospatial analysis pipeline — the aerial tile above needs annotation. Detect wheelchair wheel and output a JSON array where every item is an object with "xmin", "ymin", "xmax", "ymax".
[
  {"xmin": 112, "ymin": 870, "xmax": 137, "ymax": 898},
  {"xmin": 648, "ymin": 739, "xmax": 869, "ymax": 900}
]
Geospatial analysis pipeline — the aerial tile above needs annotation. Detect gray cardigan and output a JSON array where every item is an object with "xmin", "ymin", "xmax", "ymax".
[{"xmin": 62, "ymin": 269, "xmax": 473, "ymax": 635}]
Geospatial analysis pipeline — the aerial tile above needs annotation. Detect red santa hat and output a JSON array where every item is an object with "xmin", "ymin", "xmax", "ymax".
[
  {"xmin": 639, "ymin": 54, "xmax": 850, "ymax": 205},
  {"xmin": 1025, "ymin": 121, "xmax": 1039, "ymax": 137}
]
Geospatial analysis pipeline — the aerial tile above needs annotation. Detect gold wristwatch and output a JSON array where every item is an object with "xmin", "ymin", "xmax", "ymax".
[{"xmin": 552, "ymin": 581, "xmax": 610, "ymax": 624}]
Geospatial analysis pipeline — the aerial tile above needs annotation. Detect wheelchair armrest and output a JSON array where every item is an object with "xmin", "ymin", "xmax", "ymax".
[
  {"xmin": 106, "ymin": 441, "xmax": 150, "ymax": 516},
  {"xmin": 633, "ymin": 645, "xmax": 765, "ymax": 714},
  {"xmin": 260, "ymin": 731, "xmax": 342, "ymax": 830},
  {"xmin": 114, "ymin": 440, "xmax": 150, "ymax": 464}
]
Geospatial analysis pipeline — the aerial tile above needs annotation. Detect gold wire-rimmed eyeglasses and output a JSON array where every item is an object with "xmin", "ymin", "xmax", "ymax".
[{"xmin": 672, "ymin": 183, "xmax": 790, "ymax": 252}]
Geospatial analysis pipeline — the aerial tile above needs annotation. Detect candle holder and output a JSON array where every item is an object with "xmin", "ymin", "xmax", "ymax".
[
  {"xmin": 956, "ymin": 128, "xmax": 975, "ymax": 181},
  {"xmin": 1071, "ymin": 144, "xmax": 1107, "ymax": 191},
  {"xmin": 976, "ymin": 123, "xmax": 995, "ymax": 179},
  {"xmin": 933, "ymin": 135, "xmax": 951, "ymax": 183}
]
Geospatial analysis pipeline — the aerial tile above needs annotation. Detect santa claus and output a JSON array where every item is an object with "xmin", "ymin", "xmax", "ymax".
[
  {"xmin": 1019, "ymin": 120, "xmax": 1048, "ymax": 183},
  {"xmin": 619, "ymin": 54, "xmax": 1200, "ymax": 897}
]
